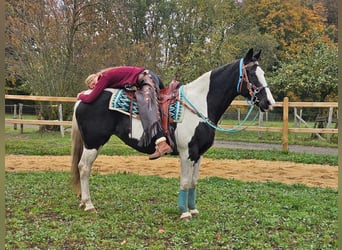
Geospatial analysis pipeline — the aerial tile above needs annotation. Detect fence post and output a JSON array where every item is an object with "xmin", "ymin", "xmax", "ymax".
[
  {"xmin": 13, "ymin": 104, "xmax": 17, "ymax": 130},
  {"xmin": 58, "ymin": 104, "xmax": 64, "ymax": 137},
  {"xmin": 327, "ymin": 107, "xmax": 333, "ymax": 141},
  {"xmin": 282, "ymin": 97, "xmax": 289, "ymax": 151},
  {"xmin": 258, "ymin": 112, "xmax": 263, "ymax": 138},
  {"xmin": 293, "ymin": 107, "xmax": 298, "ymax": 139},
  {"xmin": 19, "ymin": 103, "xmax": 23, "ymax": 134},
  {"xmin": 294, "ymin": 107, "xmax": 297, "ymax": 127}
]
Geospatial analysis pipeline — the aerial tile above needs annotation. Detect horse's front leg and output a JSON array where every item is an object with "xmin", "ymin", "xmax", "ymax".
[
  {"xmin": 178, "ymin": 155, "xmax": 202, "ymax": 220},
  {"xmin": 188, "ymin": 157, "xmax": 201, "ymax": 216},
  {"xmin": 78, "ymin": 148, "xmax": 98, "ymax": 213}
]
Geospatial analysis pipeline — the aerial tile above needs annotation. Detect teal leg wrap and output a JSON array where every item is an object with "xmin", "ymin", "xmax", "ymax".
[
  {"xmin": 178, "ymin": 190, "xmax": 189, "ymax": 214},
  {"xmin": 188, "ymin": 188, "xmax": 196, "ymax": 210}
]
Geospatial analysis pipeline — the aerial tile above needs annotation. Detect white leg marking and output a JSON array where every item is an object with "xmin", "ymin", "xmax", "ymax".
[
  {"xmin": 180, "ymin": 211, "xmax": 192, "ymax": 221},
  {"xmin": 190, "ymin": 209, "xmax": 200, "ymax": 216},
  {"xmin": 179, "ymin": 154, "xmax": 195, "ymax": 190},
  {"xmin": 79, "ymin": 148, "xmax": 98, "ymax": 212}
]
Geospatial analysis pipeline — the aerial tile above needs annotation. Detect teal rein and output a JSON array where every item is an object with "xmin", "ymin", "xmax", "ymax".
[{"xmin": 179, "ymin": 85, "xmax": 259, "ymax": 133}]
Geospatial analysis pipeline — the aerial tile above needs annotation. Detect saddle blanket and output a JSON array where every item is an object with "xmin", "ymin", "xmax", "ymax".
[{"xmin": 107, "ymin": 88, "xmax": 184, "ymax": 123}]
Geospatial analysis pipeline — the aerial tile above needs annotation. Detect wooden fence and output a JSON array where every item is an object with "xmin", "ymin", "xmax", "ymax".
[{"xmin": 5, "ymin": 95, "xmax": 338, "ymax": 151}]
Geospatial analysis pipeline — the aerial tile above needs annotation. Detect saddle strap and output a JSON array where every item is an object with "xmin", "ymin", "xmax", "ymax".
[{"xmin": 129, "ymin": 97, "xmax": 133, "ymax": 137}]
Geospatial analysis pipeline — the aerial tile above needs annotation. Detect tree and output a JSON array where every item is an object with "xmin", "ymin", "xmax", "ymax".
[
  {"xmin": 5, "ymin": 0, "xmax": 101, "ymax": 123},
  {"xmin": 6, "ymin": 0, "xmax": 337, "ymax": 110},
  {"xmin": 165, "ymin": 0, "xmax": 278, "ymax": 83},
  {"xmin": 6, "ymin": 0, "xmax": 101, "ymax": 96},
  {"xmin": 242, "ymin": 0, "xmax": 330, "ymax": 58},
  {"xmin": 270, "ymin": 39, "xmax": 337, "ymax": 102}
]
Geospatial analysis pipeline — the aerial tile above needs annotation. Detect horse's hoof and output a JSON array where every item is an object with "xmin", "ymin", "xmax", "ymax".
[
  {"xmin": 180, "ymin": 211, "xmax": 192, "ymax": 221},
  {"xmin": 85, "ymin": 207, "xmax": 97, "ymax": 213},
  {"xmin": 190, "ymin": 209, "xmax": 199, "ymax": 216},
  {"xmin": 84, "ymin": 203, "xmax": 97, "ymax": 213}
]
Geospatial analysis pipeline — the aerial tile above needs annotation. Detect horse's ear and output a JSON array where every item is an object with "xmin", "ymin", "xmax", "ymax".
[
  {"xmin": 254, "ymin": 50, "xmax": 261, "ymax": 60},
  {"xmin": 244, "ymin": 48, "xmax": 254, "ymax": 64}
]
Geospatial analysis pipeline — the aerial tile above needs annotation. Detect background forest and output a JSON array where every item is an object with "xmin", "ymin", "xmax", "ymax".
[{"xmin": 5, "ymin": 0, "xmax": 338, "ymax": 112}]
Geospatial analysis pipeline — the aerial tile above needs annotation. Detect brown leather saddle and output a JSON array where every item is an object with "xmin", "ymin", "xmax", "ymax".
[
  {"xmin": 124, "ymin": 78, "xmax": 180, "ymax": 146},
  {"xmin": 159, "ymin": 78, "xmax": 180, "ymax": 145}
]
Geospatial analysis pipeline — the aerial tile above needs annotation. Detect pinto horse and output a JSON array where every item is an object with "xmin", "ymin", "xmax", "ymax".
[{"xmin": 71, "ymin": 48, "xmax": 275, "ymax": 220}]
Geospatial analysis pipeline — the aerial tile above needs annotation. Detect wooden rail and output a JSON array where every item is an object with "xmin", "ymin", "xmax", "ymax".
[
  {"xmin": 218, "ymin": 125, "xmax": 337, "ymax": 134},
  {"xmin": 5, "ymin": 119, "xmax": 72, "ymax": 126},
  {"xmin": 5, "ymin": 95, "xmax": 76, "ymax": 102},
  {"xmin": 5, "ymin": 95, "xmax": 76, "ymax": 136},
  {"xmin": 5, "ymin": 95, "xmax": 338, "ymax": 151}
]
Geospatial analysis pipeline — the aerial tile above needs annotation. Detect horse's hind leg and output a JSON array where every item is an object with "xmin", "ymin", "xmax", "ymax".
[{"xmin": 78, "ymin": 148, "xmax": 98, "ymax": 213}]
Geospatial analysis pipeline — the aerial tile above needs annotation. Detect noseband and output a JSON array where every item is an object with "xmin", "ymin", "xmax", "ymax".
[{"xmin": 236, "ymin": 58, "xmax": 266, "ymax": 105}]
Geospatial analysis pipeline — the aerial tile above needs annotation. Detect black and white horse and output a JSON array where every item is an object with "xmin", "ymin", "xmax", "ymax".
[{"xmin": 71, "ymin": 48, "xmax": 275, "ymax": 220}]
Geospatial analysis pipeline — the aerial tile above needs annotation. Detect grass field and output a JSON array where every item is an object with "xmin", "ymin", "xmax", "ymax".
[
  {"xmin": 5, "ymin": 126, "xmax": 338, "ymax": 249},
  {"xmin": 6, "ymin": 172, "xmax": 337, "ymax": 249}
]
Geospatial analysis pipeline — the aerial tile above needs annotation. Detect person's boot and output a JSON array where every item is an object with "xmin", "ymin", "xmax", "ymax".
[{"xmin": 149, "ymin": 138, "xmax": 172, "ymax": 160}]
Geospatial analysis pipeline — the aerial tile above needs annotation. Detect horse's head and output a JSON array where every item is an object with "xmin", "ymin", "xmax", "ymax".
[{"xmin": 238, "ymin": 48, "xmax": 275, "ymax": 112}]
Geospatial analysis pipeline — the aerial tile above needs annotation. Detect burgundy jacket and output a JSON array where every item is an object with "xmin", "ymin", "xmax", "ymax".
[{"xmin": 79, "ymin": 66, "xmax": 145, "ymax": 103}]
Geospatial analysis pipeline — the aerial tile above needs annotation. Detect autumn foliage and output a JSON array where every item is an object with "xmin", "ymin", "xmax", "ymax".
[{"xmin": 5, "ymin": 0, "xmax": 337, "ymax": 103}]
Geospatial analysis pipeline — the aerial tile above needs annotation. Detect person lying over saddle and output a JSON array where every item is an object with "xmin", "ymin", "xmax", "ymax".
[{"xmin": 77, "ymin": 66, "xmax": 172, "ymax": 160}]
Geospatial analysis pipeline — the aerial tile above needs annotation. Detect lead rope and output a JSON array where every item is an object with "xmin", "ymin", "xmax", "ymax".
[{"xmin": 179, "ymin": 86, "xmax": 259, "ymax": 133}]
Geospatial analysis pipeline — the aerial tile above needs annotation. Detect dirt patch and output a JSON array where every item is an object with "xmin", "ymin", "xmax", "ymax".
[{"xmin": 5, "ymin": 155, "xmax": 337, "ymax": 189}]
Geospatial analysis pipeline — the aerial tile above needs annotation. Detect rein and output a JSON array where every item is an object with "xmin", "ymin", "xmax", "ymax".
[
  {"xmin": 178, "ymin": 58, "xmax": 269, "ymax": 133},
  {"xmin": 179, "ymin": 88, "xmax": 258, "ymax": 134}
]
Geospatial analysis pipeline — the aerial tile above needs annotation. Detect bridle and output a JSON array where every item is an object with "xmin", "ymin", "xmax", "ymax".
[{"xmin": 236, "ymin": 58, "xmax": 267, "ymax": 105}]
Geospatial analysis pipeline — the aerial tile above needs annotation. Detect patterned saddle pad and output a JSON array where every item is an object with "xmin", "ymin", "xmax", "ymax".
[{"xmin": 108, "ymin": 89, "xmax": 184, "ymax": 123}]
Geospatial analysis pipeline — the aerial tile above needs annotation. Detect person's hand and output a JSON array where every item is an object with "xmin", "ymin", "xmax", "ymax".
[{"xmin": 77, "ymin": 92, "xmax": 83, "ymax": 99}]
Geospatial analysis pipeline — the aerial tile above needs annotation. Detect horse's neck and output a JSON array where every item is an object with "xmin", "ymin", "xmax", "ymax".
[
  {"xmin": 183, "ymin": 71, "xmax": 212, "ymax": 116},
  {"xmin": 185, "ymin": 72, "xmax": 211, "ymax": 95},
  {"xmin": 184, "ymin": 63, "xmax": 240, "ymax": 124}
]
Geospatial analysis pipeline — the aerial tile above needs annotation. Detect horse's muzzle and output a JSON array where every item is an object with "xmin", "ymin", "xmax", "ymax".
[{"xmin": 257, "ymin": 99, "xmax": 273, "ymax": 112}]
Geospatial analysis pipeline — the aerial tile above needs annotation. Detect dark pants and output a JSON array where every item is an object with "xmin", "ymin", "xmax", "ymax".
[{"xmin": 136, "ymin": 72, "xmax": 163, "ymax": 147}]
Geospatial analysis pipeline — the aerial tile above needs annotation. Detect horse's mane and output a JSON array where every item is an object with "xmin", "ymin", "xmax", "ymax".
[{"xmin": 214, "ymin": 59, "xmax": 239, "ymax": 73}]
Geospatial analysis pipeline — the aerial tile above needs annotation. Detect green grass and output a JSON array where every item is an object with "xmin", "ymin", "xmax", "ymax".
[
  {"xmin": 215, "ymin": 119, "xmax": 338, "ymax": 148},
  {"xmin": 5, "ymin": 114, "xmax": 37, "ymax": 119},
  {"xmin": 5, "ymin": 127, "xmax": 338, "ymax": 166},
  {"xmin": 6, "ymin": 172, "xmax": 337, "ymax": 249},
  {"xmin": 216, "ymin": 130, "xmax": 338, "ymax": 148},
  {"xmin": 5, "ymin": 121, "xmax": 338, "ymax": 249},
  {"xmin": 205, "ymin": 148, "xmax": 337, "ymax": 166}
]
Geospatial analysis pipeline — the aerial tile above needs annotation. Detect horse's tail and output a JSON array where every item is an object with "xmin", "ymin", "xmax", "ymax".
[{"xmin": 71, "ymin": 109, "xmax": 83, "ymax": 195}]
